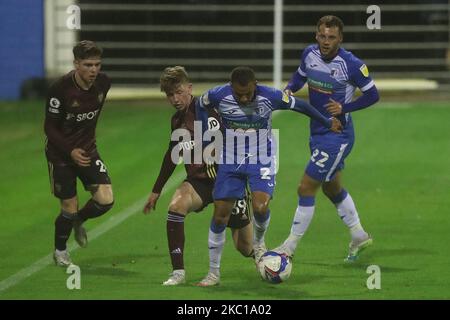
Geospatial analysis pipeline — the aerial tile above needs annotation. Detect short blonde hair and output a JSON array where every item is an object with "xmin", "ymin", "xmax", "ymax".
[{"xmin": 160, "ymin": 66, "xmax": 190, "ymax": 93}]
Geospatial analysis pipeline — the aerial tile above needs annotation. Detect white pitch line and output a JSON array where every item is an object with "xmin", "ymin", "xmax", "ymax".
[{"xmin": 0, "ymin": 171, "xmax": 185, "ymax": 293}]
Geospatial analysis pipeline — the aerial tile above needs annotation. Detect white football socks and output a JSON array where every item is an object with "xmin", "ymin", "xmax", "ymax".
[
  {"xmin": 284, "ymin": 204, "xmax": 315, "ymax": 254},
  {"xmin": 253, "ymin": 210, "xmax": 271, "ymax": 246},
  {"xmin": 208, "ymin": 226, "xmax": 225, "ymax": 276},
  {"xmin": 335, "ymin": 192, "xmax": 368, "ymax": 240}
]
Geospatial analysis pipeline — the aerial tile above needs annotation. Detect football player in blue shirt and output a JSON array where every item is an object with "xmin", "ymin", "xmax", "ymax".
[
  {"xmin": 275, "ymin": 15, "xmax": 379, "ymax": 262},
  {"xmin": 196, "ymin": 66, "xmax": 342, "ymax": 286}
]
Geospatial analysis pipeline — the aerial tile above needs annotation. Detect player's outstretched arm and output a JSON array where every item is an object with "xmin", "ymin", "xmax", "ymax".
[{"xmin": 145, "ymin": 142, "xmax": 177, "ymax": 213}]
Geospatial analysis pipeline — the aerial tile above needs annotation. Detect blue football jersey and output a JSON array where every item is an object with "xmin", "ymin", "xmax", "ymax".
[
  {"xmin": 293, "ymin": 44, "xmax": 375, "ymax": 136},
  {"xmin": 198, "ymin": 83, "xmax": 294, "ymax": 162}
]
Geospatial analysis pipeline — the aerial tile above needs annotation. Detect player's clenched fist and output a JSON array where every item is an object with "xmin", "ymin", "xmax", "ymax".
[
  {"xmin": 325, "ymin": 98, "xmax": 342, "ymax": 116},
  {"xmin": 330, "ymin": 117, "xmax": 343, "ymax": 133}
]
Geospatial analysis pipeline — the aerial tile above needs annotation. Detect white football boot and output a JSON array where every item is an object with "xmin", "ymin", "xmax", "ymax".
[
  {"xmin": 345, "ymin": 234, "xmax": 373, "ymax": 262},
  {"xmin": 162, "ymin": 270, "xmax": 186, "ymax": 286},
  {"xmin": 253, "ymin": 242, "xmax": 267, "ymax": 263},
  {"xmin": 196, "ymin": 272, "xmax": 220, "ymax": 287},
  {"xmin": 53, "ymin": 249, "xmax": 73, "ymax": 267}
]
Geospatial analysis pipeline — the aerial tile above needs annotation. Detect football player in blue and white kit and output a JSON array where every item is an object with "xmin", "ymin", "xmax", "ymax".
[
  {"xmin": 196, "ymin": 66, "xmax": 342, "ymax": 286},
  {"xmin": 275, "ymin": 16, "xmax": 379, "ymax": 262}
]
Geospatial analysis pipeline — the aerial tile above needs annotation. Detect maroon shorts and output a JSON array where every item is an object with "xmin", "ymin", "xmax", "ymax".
[
  {"xmin": 185, "ymin": 177, "xmax": 251, "ymax": 229},
  {"xmin": 47, "ymin": 154, "xmax": 111, "ymax": 199}
]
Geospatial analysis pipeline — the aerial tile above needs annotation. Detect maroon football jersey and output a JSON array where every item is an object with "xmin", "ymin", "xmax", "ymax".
[
  {"xmin": 152, "ymin": 97, "xmax": 220, "ymax": 193},
  {"xmin": 44, "ymin": 70, "xmax": 111, "ymax": 163}
]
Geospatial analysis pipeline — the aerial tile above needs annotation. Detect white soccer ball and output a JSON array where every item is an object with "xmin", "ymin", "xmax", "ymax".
[{"xmin": 258, "ymin": 251, "xmax": 292, "ymax": 284}]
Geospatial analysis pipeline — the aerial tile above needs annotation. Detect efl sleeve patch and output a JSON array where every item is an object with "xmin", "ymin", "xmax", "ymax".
[
  {"xmin": 201, "ymin": 93, "xmax": 210, "ymax": 107},
  {"xmin": 282, "ymin": 92, "xmax": 290, "ymax": 103},
  {"xmin": 359, "ymin": 64, "xmax": 369, "ymax": 77}
]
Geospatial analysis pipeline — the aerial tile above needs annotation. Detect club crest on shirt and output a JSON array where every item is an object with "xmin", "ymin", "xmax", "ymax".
[
  {"xmin": 71, "ymin": 100, "xmax": 80, "ymax": 108},
  {"xmin": 330, "ymin": 68, "xmax": 339, "ymax": 78},
  {"xmin": 360, "ymin": 64, "xmax": 369, "ymax": 77}
]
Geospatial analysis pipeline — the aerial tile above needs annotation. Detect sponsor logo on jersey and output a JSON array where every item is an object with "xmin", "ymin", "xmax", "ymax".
[
  {"xmin": 307, "ymin": 78, "xmax": 333, "ymax": 94},
  {"xmin": 178, "ymin": 140, "xmax": 195, "ymax": 151},
  {"xmin": 207, "ymin": 117, "xmax": 220, "ymax": 131},
  {"xmin": 49, "ymin": 97, "xmax": 60, "ymax": 108},
  {"xmin": 227, "ymin": 120, "xmax": 264, "ymax": 130},
  {"xmin": 360, "ymin": 64, "xmax": 369, "ymax": 77},
  {"xmin": 76, "ymin": 109, "xmax": 100, "ymax": 122}
]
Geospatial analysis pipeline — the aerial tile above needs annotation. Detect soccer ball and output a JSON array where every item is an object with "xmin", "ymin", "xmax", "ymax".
[{"xmin": 258, "ymin": 251, "xmax": 292, "ymax": 284}]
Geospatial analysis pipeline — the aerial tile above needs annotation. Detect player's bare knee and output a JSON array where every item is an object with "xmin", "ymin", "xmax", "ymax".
[
  {"xmin": 253, "ymin": 202, "xmax": 269, "ymax": 216},
  {"xmin": 61, "ymin": 197, "xmax": 78, "ymax": 213},
  {"xmin": 168, "ymin": 201, "xmax": 189, "ymax": 215},
  {"xmin": 298, "ymin": 181, "xmax": 318, "ymax": 197},
  {"xmin": 92, "ymin": 184, "xmax": 114, "ymax": 205},
  {"xmin": 321, "ymin": 185, "xmax": 333, "ymax": 199},
  {"xmin": 213, "ymin": 209, "xmax": 230, "ymax": 225},
  {"xmin": 214, "ymin": 216, "xmax": 229, "ymax": 226},
  {"xmin": 322, "ymin": 183, "xmax": 341, "ymax": 200}
]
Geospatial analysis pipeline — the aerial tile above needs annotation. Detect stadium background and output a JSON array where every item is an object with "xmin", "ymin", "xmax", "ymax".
[{"xmin": 1, "ymin": 0, "xmax": 450, "ymax": 300}]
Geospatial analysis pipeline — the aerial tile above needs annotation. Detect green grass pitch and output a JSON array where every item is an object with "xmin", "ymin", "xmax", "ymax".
[{"xmin": 1, "ymin": 98, "xmax": 450, "ymax": 299}]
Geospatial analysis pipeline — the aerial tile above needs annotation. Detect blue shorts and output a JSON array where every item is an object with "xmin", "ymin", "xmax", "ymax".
[
  {"xmin": 213, "ymin": 160, "xmax": 276, "ymax": 200},
  {"xmin": 305, "ymin": 134, "xmax": 354, "ymax": 182}
]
